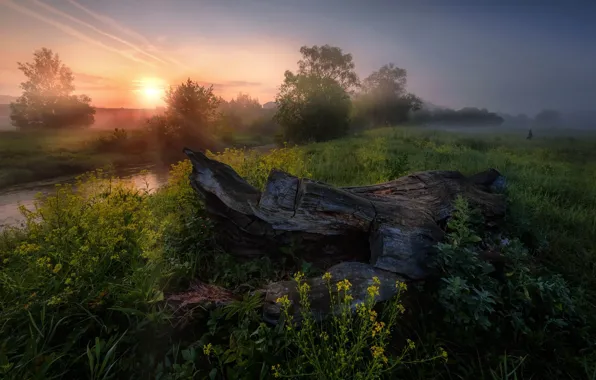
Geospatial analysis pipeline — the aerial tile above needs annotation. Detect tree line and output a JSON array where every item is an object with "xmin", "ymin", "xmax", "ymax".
[{"xmin": 9, "ymin": 46, "xmax": 562, "ymax": 149}]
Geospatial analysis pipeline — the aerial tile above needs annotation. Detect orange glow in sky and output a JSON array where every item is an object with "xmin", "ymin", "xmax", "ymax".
[{"xmin": 0, "ymin": 0, "xmax": 298, "ymax": 109}]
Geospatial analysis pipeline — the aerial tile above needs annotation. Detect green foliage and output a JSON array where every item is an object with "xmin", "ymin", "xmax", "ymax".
[
  {"xmin": 274, "ymin": 44, "xmax": 357, "ymax": 143},
  {"xmin": 275, "ymin": 72, "xmax": 352, "ymax": 143},
  {"xmin": 207, "ymin": 146, "xmax": 311, "ymax": 190},
  {"xmin": 296, "ymin": 45, "xmax": 360, "ymax": 92},
  {"xmin": 272, "ymin": 273, "xmax": 446, "ymax": 379},
  {"xmin": 1, "ymin": 125, "xmax": 596, "ymax": 379},
  {"xmin": 10, "ymin": 48, "xmax": 95, "ymax": 130},
  {"xmin": 433, "ymin": 196, "xmax": 580, "ymax": 338}
]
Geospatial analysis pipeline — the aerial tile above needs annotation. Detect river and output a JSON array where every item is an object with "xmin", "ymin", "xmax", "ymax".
[{"xmin": 0, "ymin": 165, "xmax": 170, "ymax": 228}]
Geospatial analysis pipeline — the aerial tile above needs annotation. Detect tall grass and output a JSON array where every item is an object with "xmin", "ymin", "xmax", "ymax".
[{"xmin": 0, "ymin": 126, "xmax": 594, "ymax": 379}]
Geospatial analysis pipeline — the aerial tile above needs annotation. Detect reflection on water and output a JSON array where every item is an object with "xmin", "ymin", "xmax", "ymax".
[{"xmin": 0, "ymin": 166, "xmax": 170, "ymax": 228}]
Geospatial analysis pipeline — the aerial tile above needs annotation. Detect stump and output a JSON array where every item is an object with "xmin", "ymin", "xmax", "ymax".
[{"xmin": 183, "ymin": 148, "xmax": 506, "ymax": 320}]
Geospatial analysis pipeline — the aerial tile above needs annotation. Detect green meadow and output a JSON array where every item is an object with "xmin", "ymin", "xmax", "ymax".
[{"xmin": 1, "ymin": 126, "xmax": 595, "ymax": 379}]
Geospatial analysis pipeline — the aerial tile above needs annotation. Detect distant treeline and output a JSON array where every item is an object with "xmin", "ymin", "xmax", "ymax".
[{"xmin": 411, "ymin": 106, "xmax": 504, "ymax": 126}]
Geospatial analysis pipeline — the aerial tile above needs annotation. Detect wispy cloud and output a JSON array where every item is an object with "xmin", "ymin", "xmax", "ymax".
[
  {"xmin": 66, "ymin": 0, "xmax": 188, "ymax": 70},
  {"xmin": 67, "ymin": 0, "xmax": 152, "ymax": 46},
  {"xmin": 31, "ymin": 0, "xmax": 170, "ymax": 67},
  {"xmin": 0, "ymin": 0, "xmax": 156, "ymax": 68}
]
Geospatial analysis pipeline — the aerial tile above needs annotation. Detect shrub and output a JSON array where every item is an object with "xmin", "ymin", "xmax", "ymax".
[{"xmin": 432, "ymin": 196, "xmax": 581, "ymax": 342}]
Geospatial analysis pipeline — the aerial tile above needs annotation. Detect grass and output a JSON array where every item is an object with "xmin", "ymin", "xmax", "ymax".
[
  {"xmin": 0, "ymin": 129, "xmax": 145, "ymax": 189},
  {"xmin": 0, "ymin": 125, "xmax": 595, "ymax": 379},
  {"xmin": 0, "ymin": 128, "xmax": 277, "ymax": 190}
]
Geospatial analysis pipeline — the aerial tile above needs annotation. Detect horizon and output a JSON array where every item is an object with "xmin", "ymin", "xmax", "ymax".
[{"xmin": 1, "ymin": 0, "xmax": 595, "ymax": 114}]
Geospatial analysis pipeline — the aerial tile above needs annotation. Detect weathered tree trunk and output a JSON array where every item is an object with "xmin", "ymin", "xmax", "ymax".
[{"xmin": 183, "ymin": 148, "xmax": 506, "ymax": 282}]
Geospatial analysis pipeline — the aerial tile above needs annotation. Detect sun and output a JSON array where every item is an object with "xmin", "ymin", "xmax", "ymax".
[
  {"xmin": 136, "ymin": 78, "xmax": 166, "ymax": 107},
  {"xmin": 142, "ymin": 86, "xmax": 162, "ymax": 100}
]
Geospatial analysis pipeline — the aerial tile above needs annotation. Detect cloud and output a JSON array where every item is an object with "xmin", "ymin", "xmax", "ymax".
[
  {"xmin": 67, "ymin": 0, "xmax": 152, "ymax": 46},
  {"xmin": 31, "ymin": 0, "xmax": 170, "ymax": 67},
  {"xmin": 66, "ymin": 0, "xmax": 188, "ymax": 70},
  {"xmin": 0, "ymin": 0, "xmax": 156, "ymax": 68},
  {"xmin": 223, "ymin": 80, "xmax": 263, "ymax": 87}
]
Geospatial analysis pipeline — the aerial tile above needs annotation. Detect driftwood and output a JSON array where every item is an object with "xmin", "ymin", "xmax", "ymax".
[{"xmin": 182, "ymin": 148, "xmax": 506, "ymax": 320}]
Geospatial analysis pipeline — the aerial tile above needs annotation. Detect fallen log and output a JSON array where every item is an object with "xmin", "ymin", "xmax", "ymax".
[{"xmin": 183, "ymin": 148, "xmax": 506, "ymax": 281}]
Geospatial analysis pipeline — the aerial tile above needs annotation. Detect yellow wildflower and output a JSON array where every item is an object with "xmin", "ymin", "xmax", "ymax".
[
  {"xmin": 406, "ymin": 339, "xmax": 416, "ymax": 350},
  {"xmin": 293, "ymin": 272, "xmax": 305, "ymax": 282},
  {"xmin": 344, "ymin": 294, "xmax": 354, "ymax": 303},
  {"xmin": 275, "ymin": 295, "xmax": 291, "ymax": 308},
  {"xmin": 369, "ymin": 309, "xmax": 378, "ymax": 322},
  {"xmin": 396, "ymin": 303, "xmax": 406, "ymax": 314},
  {"xmin": 439, "ymin": 347, "xmax": 448, "ymax": 362},
  {"xmin": 271, "ymin": 364, "xmax": 281, "ymax": 378},
  {"xmin": 336, "ymin": 279, "xmax": 352, "ymax": 292},
  {"xmin": 52, "ymin": 263, "xmax": 62, "ymax": 274},
  {"xmin": 367, "ymin": 285, "xmax": 380, "ymax": 298},
  {"xmin": 372, "ymin": 276, "xmax": 381, "ymax": 285},
  {"xmin": 203, "ymin": 343, "xmax": 213, "ymax": 355},
  {"xmin": 299, "ymin": 282, "xmax": 311, "ymax": 293},
  {"xmin": 371, "ymin": 345, "xmax": 388, "ymax": 364},
  {"xmin": 322, "ymin": 272, "xmax": 332, "ymax": 282},
  {"xmin": 396, "ymin": 281, "xmax": 408, "ymax": 291},
  {"xmin": 372, "ymin": 321, "xmax": 385, "ymax": 337}
]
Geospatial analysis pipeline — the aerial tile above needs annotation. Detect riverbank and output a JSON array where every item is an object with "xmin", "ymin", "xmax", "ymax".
[{"xmin": 0, "ymin": 128, "xmax": 273, "ymax": 190}]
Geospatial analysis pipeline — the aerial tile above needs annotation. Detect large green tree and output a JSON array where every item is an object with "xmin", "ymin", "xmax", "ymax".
[
  {"xmin": 297, "ymin": 45, "xmax": 360, "ymax": 92},
  {"xmin": 275, "ymin": 45, "xmax": 356, "ymax": 143},
  {"xmin": 358, "ymin": 63, "xmax": 422, "ymax": 126},
  {"xmin": 10, "ymin": 48, "xmax": 95, "ymax": 130}
]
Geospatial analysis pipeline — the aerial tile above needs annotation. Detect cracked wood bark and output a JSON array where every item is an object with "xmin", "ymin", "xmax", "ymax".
[{"xmin": 183, "ymin": 148, "xmax": 506, "ymax": 281}]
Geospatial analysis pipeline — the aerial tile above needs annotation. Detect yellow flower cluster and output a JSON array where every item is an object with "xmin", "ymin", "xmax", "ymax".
[
  {"xmin": 203, "ymin": 343, "xmax": 213, "ymax": 355},
  {"xmin": 367, "ymin": 284, "xmax": 380, "ymax": 298},
  {"xmin": 271, "ymin": 364, "xmax": 281, "ymax": 378},
  {"xmin": 299, "ymin": 281, "xmax": 311, "ymax": 294},
  {"xmin": 369, "ymin": 309, "xmax": 378, "ymax": 322},
  {"xmin": 438, "ymin": 347, "xmax": 448, "ymax": 362},
  {"xmin": 396, "ymin": 280, "xmax": 408, "ymax": 291},
  {"xmin": 322, "ymin": 272, "xmax": 332, "ymax": 282},
  {"xmin": 396, "ymin": 303, "xmax": 406, "ymax": 314},
  {"xmin": 370, "ymin": 345, "xmax": 388, "ymax": 364},
  {"xmin": 293, "ymin": 272, "xmax": 305, "ymax": 282},
  {"xmin": 336, "ymin": 279, "xmax": 352, "ymax": 292},
  {"xmin": 276, "ymin": 295, "xmax": 291, "ymax": 308},
  {"xmin": 372, "ymin": 321, "xmax": 385, "ymax": 337}
]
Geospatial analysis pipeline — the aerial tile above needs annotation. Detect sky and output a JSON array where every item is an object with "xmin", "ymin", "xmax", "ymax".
[{"xmin": 0, "ymin": 0, "xmax": 595, "ymax": 114}]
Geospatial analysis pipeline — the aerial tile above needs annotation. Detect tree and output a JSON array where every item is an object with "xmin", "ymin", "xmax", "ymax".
[
  {"xmin": 358, "ymin": 64, "xmax": 421, "ymax": 126},
  {"xmin": 146, "ymin": 78, "xmax": 220, "ymax": 151},
  {"xmin": 275, "ymin": 70, "xmax": 351, "ymax": 143},
  {"xmin": 297, "ymin": 45, "xmax": 360, "ymax": 92},
  {"xmin": 534, "ymin": 109, "xmax": 561, "ymax": 128},
  {"xmin": 274, "ymin": 45, "xmax": 356, "ymax": 143},
  {"xmin": 218, "ymin": 92, "xmax": 263, "ymax": 130},
  {"xmin": 10, "ymin": 48, "xmax": 95, "ymax": 130}
]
